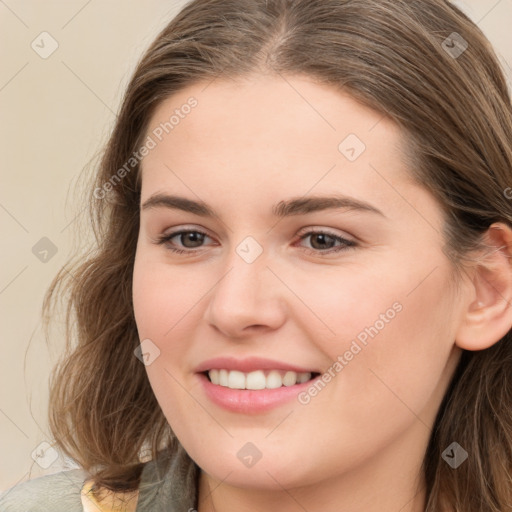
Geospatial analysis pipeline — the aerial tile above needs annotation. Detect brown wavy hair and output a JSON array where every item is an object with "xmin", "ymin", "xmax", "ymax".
[{"xmin": 45, "ymin": 0, "xmax": 512, "ymax": 509}]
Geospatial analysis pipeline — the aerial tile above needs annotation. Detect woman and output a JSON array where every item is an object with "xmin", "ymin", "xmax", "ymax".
[{"xmin": 2, "ymin": 0, "xmax": 511, "ymax": 510}]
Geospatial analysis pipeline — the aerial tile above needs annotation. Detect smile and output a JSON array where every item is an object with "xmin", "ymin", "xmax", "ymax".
[
  {"xmin": 207, "ymin": 369, "xmax": 316, "ymax": 390},
  {"xmin": 195, "ymin": 357, "xmax": 322, "ymax": 413}
]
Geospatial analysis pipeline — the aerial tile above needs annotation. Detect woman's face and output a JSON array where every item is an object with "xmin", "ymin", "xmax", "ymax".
[{"xmin": 133, "ymin": 75, "xmax": 465, "ymax": 493}]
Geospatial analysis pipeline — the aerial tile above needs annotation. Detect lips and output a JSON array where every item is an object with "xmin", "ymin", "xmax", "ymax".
[
  {"xmin": 195, "ymin": 356, "xmax": 320, "ymax": 375},
  {"xmin": 195, "ymin": 357, "xmax": 321, "ymax": 413}
]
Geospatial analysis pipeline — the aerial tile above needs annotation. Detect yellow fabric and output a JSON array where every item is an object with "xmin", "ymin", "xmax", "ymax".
[{"xmin": 81, "ymin": 479, "xmax": 138, "ymax": 512}]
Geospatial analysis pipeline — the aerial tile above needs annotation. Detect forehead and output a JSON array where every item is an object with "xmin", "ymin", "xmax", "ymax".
[
  {"xmin": 145, "ymin": 73, "xmax": 404, "ymax": 155},
  {"xmin": 140, "ymin": 75, "xmax": 417, "ymax": 217}
]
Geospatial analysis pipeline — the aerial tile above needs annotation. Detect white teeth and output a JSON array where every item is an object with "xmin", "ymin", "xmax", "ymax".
[
  {"xmin": 207, "ymin": 369, "xmax": 313, "ymax": 389},
  {"xmin": 282, "ymin": 371, "xmax": 297, "ymax": 386},
  {"xmin": 266, "ymin": 370, "xmax": 283, "ymax": 389},
  {"xmin": 246, "ymin": 370, "xmax": 266, "ymax": 390},
  {"xmin": 228, "ymin": 370, "xmax": 246, "ymax": 389},
  {"xmin": 209, "ymin": 369, "xmax": 220, "ymax": 385},
  {"xmin": 219, "ymin": 369, "xmax": 229, "ymax": 386}
]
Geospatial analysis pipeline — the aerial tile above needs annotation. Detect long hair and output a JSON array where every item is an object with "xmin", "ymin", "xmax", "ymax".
[{"xmin": 45, "ymin": 1, "xmax": 512, "ymax": 509}]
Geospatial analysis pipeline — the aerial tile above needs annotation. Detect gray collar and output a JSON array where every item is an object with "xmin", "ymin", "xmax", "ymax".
[{"xmin": 136, "ymin": 443, "xmax": 199, "ymax": 511}]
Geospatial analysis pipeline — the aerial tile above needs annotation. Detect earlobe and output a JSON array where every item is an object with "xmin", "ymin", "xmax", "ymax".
[{"xmin": 455, "ymin": 223, "xmax": 512, "ymax": 351}]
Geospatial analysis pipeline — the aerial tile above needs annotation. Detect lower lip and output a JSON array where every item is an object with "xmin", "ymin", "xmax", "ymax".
[{"xmin": 197, "ymin": 373, "xmax": 318, "ymax": 414}]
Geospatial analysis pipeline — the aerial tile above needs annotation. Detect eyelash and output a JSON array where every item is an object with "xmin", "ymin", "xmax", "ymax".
[{"xmin": 155, "ymin": 228, "xmax": 357, "ymax": 256}]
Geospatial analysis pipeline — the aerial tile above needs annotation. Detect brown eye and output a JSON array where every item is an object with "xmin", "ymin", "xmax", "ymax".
[
  {"xmin": 297, "ymin": 230, "xmax": 357, "ymax": 255},
  {"xmin": 156, "ymin": 229, "xmax": 213, "ymax": 254},
  {"xmin": 308, "ymin": 233, "xmax": 337, "ymax": 250},
  {"xmin": 178, "ymin": 231, "xmax": 206, "ymax": 248}
]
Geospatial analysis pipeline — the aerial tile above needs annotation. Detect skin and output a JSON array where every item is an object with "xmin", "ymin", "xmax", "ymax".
[{"xmin": 132, "ymin": 74, "xmax": 512, "ymax": 512}]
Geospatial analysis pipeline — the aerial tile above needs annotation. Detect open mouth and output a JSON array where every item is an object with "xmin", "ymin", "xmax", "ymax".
[{"xmin": 203, "ymin": 369, "xmax": 321, "ymax": 390}]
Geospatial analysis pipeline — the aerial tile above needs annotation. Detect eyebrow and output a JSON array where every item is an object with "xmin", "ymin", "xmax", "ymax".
[{"xmin": 141, "ymin": 193, "xmax": 385, "ymax": 218}]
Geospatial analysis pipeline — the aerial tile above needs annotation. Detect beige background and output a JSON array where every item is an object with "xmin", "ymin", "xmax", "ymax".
[{"xmin": 1, "ymin": 0, "xmax": 511, "ymax": 492}]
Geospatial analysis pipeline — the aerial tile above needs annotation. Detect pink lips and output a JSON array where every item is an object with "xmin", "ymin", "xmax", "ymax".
[
  {"xmin": 195, "ymin": 356, "xmax": 319, "ymax": 414},
  {"xmin": 195, "ymin": 356, "xmax": 317, "ymax": 374}
]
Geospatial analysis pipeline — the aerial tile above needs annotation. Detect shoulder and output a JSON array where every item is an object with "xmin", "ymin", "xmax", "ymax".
[{"xmin": 0, "ymin": 469, "xmax": 88, "ymax": 512}]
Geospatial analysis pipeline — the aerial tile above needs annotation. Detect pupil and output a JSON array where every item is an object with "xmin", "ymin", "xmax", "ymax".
[
  {"xmin": 311, "ymin": 233, "xmax": 334, "ymax": 250},
  {"xmin": 182, "ymin": 232, "xmax": 204, "ymax": 248}
]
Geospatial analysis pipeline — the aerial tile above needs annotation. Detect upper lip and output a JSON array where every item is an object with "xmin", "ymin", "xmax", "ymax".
[{"xmin": 195, "ymin": 356, "xmax": 319, "ymax": 374}]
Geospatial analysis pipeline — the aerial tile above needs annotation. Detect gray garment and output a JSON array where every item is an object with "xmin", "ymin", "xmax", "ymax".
[{"xmin": 0, "ymin": 444, "xmax": 199, "ymax": 511}]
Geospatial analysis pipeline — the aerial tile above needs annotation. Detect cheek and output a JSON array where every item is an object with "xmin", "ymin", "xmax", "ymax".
[
  {"xmin": 315, "ymin": 261, "xmax": 458, "ymax": 426},
  {"xmin": 132, "ymin": 252, "xmax": 205, "ymax": 404},
  {"xmin": 280, "ymin": 264, "xmax": 459, "ymax": 477},
  {"xmin": 287, "ymin": 262, "xmax": 404, "ymax": 356},
  {"xmin": 132, "ymin": 252, "xmax": 206, "ymax": 340},
  {"xmin": 132, "ymin": 254, "xmax": 207, "ymax": 430}
]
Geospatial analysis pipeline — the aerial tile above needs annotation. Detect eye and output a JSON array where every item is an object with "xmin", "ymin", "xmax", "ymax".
[
  {"xmin": 296, "ymin": 230, "xmax": 356, "ymax": 255},
  {"xmin": 155, "ymin": 227, "xmax": 357, "ymax": 256},
  {"xmin": 156, "ymin": 229, "xmax": 214, "ymax": 254}
]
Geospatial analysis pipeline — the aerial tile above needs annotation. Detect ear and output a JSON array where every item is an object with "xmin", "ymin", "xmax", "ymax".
[{"xmin": 455, "ymin": 222, "xmax": 512, "ymax": 351}]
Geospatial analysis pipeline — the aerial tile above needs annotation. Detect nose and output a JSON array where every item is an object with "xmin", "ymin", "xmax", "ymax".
[{"xmin": 203, "ymin": 250, "xmax": 287, "ymax": 339}]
